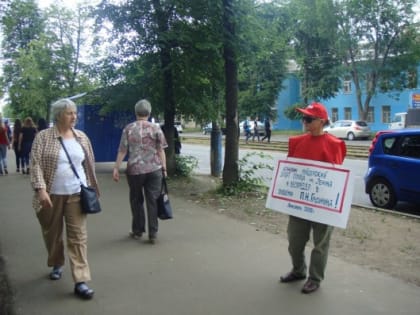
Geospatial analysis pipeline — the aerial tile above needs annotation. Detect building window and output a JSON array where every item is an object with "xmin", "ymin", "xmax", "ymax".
[
  {"xmin": 331, "ymin": 108, "xmax": 338, "ymax": 122},
  {"xmin": 382, "ymin": 106, "xmax": 391, "ymax": 123},
  {"xmin": 343, "ymin": 81, "xmax": 352, "ymax": 94},
  {"xmin": 344, "ymin": 107, "xmax": 352, "ymax": 120},
  {"xmin": 367, "ymin": 107, "xmax": 374, "ymax": 123}
]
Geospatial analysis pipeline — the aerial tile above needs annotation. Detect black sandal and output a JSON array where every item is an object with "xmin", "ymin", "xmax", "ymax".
[{"xmin": 74, "ymin": 282, "xmax": 94, "ymax": 300}]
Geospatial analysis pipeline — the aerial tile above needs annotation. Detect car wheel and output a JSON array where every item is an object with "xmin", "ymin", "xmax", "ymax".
[
  {"xmin": 368, "ymin": 178, "xmax": 396, "ymax": 209},
  {"xmin": 347, "ymin": 132, "xmax": 355, "ymax": 141}
]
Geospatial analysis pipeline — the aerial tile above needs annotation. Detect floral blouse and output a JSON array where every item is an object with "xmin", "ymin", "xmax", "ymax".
[{"xmin": 118, "ymin": 120, "xmax": 168, "ymax": 175}]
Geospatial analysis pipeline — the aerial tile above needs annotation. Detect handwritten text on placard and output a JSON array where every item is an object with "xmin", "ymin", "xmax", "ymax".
[{"xmin": 266, "ymin": 158, "xmax": 354, "ymax": 228}]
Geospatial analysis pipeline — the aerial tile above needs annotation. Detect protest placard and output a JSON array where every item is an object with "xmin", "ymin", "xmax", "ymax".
[{"xmin": 265, "ymin": 157, "xmax": 354, "ymax": 228}]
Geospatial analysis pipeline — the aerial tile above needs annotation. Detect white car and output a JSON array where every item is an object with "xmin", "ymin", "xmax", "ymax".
[
  {"xmin": 324, "ymin": 120, "xmax": 371, "ymax": 140},
  {"xmin": 239, "ymin": 120, "xmax": 265, "ymax": 135}
]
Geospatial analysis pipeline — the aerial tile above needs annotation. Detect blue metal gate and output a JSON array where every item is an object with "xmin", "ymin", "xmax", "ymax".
[{"xmin": 76, "ymin": 105, "xmax": 134, "ymax": 162}]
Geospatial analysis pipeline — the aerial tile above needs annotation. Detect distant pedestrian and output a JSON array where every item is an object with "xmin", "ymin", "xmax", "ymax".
[
  {"xmin": 252, "ymin": 117, "xmax": 260, "ymax": 142},
  {"xmin": 12, "ymin": 118, "xmax": 24, "ymax": 172},
  {"xmin": 30, "ymin": 98, "xmax": 99, "ymax": 300},
  {"xmin": 37, "ymin": 117, "xmax": 49, "ymax": 131},
  {"xmin": 19, "ymin": 117, "xmax": 37, "ymax": 174},
  {"xmin": 0, "ymin": 119, "xmax": 11, "ymax": 175},
  {"xmin": 4, "ymin": 119, "xmax": 12, "ymax": 142},
  {"xmin": 261, "ymin": 118, "xmax": 271, "ymax": 143},
  {"xmin": 244, "ymin": 117, "xmax": 252, "ymax": 143},
  {"xmin": 113, "ymin": 99, "xmax": 168, "ymax": 244},
  {"xmin": 279, "ymin": 102, "xmax": 346, "ymax": 294}
]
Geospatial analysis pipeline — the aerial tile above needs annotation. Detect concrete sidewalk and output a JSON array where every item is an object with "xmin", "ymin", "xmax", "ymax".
[{"xmin": 1, "ymin": 163, "xmax": 420, "ymax": 315}]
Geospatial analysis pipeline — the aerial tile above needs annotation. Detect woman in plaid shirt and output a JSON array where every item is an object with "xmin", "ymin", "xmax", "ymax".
[{"xmin": 30, "ymin": 98, "xmax": 99, "ymax": 300}]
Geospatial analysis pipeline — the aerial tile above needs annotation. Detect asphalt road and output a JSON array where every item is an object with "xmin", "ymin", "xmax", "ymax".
[{"xmin": 181, "ymin": 134, "xmax": 420, "ymax": 215}]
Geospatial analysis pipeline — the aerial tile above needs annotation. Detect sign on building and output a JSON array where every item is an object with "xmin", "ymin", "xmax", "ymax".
[{"xmin": 412, "ymin": 92, "xmax": 420, "ymax": 108}]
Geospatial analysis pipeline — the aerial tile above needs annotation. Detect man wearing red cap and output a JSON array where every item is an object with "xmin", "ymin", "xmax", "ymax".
[{"xmin": 279, "ymin": 102, "xmax": 347, "ymax": 294}]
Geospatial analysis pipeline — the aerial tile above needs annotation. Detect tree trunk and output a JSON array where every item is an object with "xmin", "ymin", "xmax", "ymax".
[
  {"xmin": 222, "ymin": 0, "xmax": 239, "ymax": 186},
  {"xmin": 161, "ymin": 47, "xmax": 176, "ymax": 175},
  {"xmin": 153, "ymin": 0, "xmax": 176, "ymax": 175}
]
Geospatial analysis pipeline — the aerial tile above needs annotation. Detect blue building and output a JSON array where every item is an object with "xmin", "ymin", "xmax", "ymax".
[{"xmin": 275, "ymin": 65, "xmax": 420, "ymax": 132}]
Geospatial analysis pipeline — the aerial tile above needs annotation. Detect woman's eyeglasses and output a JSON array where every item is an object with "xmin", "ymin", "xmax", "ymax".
[{"xmin": 302, "ymin": 116, "xmax": 319, "ymax": 124}]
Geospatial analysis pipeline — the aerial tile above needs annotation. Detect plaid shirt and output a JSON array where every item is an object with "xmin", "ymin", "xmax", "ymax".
[{"xmin": 30, "ymin": 126, "xmax": 99, "ymax": 212}]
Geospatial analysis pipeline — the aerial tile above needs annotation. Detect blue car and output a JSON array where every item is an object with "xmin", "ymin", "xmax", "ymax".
[{"xmin": 364, "ymin": 129, "xmax": 420, "ymax": 209}]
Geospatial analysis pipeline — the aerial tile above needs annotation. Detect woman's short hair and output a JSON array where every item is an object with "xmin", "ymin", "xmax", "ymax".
[
  {"xmin": 134, "ymin": 99, "xmax": 151, "ymax": 117},
  {"xmin": 51, "ymin": 99, "xmax": 77, "ymax": 123}
]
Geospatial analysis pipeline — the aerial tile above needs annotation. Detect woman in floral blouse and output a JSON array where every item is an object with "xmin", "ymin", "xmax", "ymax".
[{"xmin": 113, "ymin": 99, "xmax": 168, "ymax": 244}]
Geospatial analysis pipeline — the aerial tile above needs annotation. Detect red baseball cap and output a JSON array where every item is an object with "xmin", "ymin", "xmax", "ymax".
[{"xmin": 296, "ymin": 102, "xmax": 328, "ymax": 120}]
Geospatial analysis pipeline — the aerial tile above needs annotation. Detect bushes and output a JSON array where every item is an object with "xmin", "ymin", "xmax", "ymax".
[
  {"xmin": 219, "ymin": 152, "xmax": 273, "ymax": 196},
  {"xmin": 175, "ymin": 155, "xmax": 198, "ymax": 177}
]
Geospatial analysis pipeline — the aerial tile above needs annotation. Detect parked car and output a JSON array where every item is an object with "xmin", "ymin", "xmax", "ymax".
[
  {"xmin": 239, "ymin": 120, "xmax": 265, "ymax": 135},
  {"xmin": 324, "ymin": 120, "xmax": 371, "ymax": 140},
  {"xmin": 202, "ymin": 122, "xmax": 226, "ymax": 135},
  {"xmin": 364, "ymin": 129, "xmax": 420, "ymax": 209}
]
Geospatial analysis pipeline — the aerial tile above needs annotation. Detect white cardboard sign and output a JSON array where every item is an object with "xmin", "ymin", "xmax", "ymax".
[{"xmin": 265, "ymin": 157, "xmax": 354, "ymax": 228}]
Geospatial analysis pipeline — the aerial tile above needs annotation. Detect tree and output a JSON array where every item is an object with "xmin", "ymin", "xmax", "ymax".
[
  {"xmin": 94, "ymin": 0, "xmax": 226, "ymax": 174},
  {"xmin": 44, "ymin": 5, "xmax": 94, "ymax": 97},
  {"xmin": 1, "ymin": 0, "xmax": 45, "ymax": 117},
  {"xmin": 287, "ymin": 0, "xmax": 341, "ymax": 105},
  {"xmin": 237, "ymin": 0, "xmax": 289, "ymax": 119},
  {"xmin": 92, "ymin": 0, "xmax": 290, "ymax": 183},
  {"xmin": 1, "ymin": 1, "xmax": 95, "ymax": 120},
  {"xmin": 10, "ymin": 37, "xmax": 54, "ymax": 119},
  {"xmin": 336, "ymin": 0, "xmax": 420, "ymax": 120},
  {"xmin": 222, "ymin": 0, "xmax": 240, "ymax": 186}
]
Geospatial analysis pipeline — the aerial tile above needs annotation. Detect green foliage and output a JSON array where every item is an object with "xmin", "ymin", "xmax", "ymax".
[
  {"xmin": 1, "ymin": 0, "xmax": 45, "ymax": 118},
  {"xmin": 1, "ymin": 1, "xmax": 96, "ymax": 121},
  {"xmin": 92, "ymin": 0, "xmax": 225, "ymax": 121},
  {"xmin": 284, "ymin": 102, "xmax": 306, "ymax": 121},
  {"xmin": 237, "ymin": 1, "xmax": 289, "ymax": 119},
  {"xmin": 174, "ymin": 155, "xmax": 198, "ymax": 177},
  {"xmin": 220, "ymin": 152, "xmax": 273, "ymax": 196},
  {"xmin": 336, "ymin": 0, "xmax": 419, "ymax": 119},
  {"xmin": 286, "ymin": 0, "xmax": 342, "ymax": 103}
]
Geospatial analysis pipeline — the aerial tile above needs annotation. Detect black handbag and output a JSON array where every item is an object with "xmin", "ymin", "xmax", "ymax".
[
  {"xmin": 59, "ymin": 137, "xmax": 102, "ymax": 214},
  {"xmin": 157, "ymin": 177, "xmax": 173, "ymax": 220}
]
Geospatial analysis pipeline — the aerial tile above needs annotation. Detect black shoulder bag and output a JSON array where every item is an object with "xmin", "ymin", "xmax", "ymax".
[
  {"xmin": 157, "ymin": 176, "xmax": 173, "ymax": 220},
  {"xmin": 59, "ymin": 137, "xmax": 102, "ymax": 214}
]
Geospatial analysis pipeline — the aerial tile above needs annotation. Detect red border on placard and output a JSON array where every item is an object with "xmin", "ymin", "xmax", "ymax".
[{"xmin": 270, "ymin": 160, "xmax": 350, "ymax": 213}]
